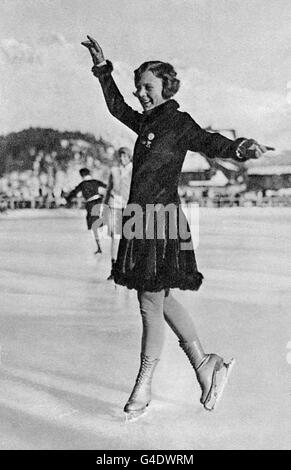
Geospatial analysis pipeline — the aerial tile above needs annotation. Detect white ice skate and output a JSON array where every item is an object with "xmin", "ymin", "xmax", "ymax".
[
  {"xmin": 180, "ymin": 340, "xmax": 235, "ymax": 412},
  {"xmin": 200, "ymin": 356, "xmax": 235, "ymax": 411}
]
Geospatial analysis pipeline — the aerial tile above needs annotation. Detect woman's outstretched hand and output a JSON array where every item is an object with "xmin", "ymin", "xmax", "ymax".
[
  {"xmin": 236, "ymin": 139, "xmax": 273, "ymax": 161},
  {"xmin": 81, "ymin": 35, "xmax": 105, "ymax": 65},
  {"xmin": 248, "ymin": 142, "xmax": 269, "ymax": 159}
]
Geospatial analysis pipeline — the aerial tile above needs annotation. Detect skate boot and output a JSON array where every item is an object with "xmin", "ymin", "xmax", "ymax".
[
  {"xmin": 180, "ymin": 341, "xmax": 235, "ymax": 411},
  {"xmin": 124, "ymin": 354, "xmax": 159, "ymax": 422}
]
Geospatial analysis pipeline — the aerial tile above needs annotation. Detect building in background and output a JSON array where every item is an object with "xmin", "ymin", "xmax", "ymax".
[{"xmin": 246, "ymin": 150, "xmax": 291, "ymax": 194}]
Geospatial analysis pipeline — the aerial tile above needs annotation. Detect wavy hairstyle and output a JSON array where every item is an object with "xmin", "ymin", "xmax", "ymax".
[{"xmin": 134, "ymin": 61, "xmax": 180, "ymax": 99}]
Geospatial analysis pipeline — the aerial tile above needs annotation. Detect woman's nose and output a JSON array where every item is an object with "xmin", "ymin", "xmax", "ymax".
[{"xmin": 137, "ymin": 87, "xmax": 146, "ymax": 98}]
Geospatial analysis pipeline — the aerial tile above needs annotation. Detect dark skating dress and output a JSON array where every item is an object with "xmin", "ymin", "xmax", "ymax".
[{"xmin": 92, "ymin": 61, "xmax": 245, "ymax": 293}]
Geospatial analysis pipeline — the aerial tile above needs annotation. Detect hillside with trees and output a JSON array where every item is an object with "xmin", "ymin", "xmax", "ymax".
[{"xmin": 0, "ymin": 127, "xmax": 115, "ymax": 176}]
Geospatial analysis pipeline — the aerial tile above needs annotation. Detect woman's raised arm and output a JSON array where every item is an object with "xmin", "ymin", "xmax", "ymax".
[{"xmin": 81, "ymin": 35, "xmax": 142, "ymax": 134}]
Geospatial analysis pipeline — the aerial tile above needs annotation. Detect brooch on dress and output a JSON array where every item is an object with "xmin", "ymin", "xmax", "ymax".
[{"xmin": 141, "ymin": 132, "xmax": 155, "ymax": 149}]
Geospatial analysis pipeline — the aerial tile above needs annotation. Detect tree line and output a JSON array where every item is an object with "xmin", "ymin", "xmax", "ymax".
[{"xmin": 0, "ymin": 127, "xmax": 113, "ymax": 175}]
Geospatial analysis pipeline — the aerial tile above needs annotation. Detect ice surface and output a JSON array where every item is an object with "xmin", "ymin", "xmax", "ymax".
[{"xmin": 0, "ymin": 208, "xmax": 290, "ymax": 449}]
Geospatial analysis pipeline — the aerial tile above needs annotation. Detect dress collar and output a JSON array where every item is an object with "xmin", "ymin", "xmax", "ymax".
[{"xmin": 142, "ymin": 99, "xmax": 179, "ymax": 121}]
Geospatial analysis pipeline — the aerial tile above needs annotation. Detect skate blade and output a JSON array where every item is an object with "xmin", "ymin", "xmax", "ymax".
[
  {"xmin": 204, "ymin": 358, "xmax": 235, "ymax": 412},
  {"xmin": 124, "ymin": 408, "xmax": 148, "ymax": 423}
]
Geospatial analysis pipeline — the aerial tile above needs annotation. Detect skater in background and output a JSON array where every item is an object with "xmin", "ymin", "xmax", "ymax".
[
  {"xmin": 103, "ymin": 146, "xmax": 133, "ymax": 280},
  {"xmin": 82, "ymin": 35, "xmax": 269, "ymax": 419},
  {"xmin": 64, "ymin": 167, "xmax": 107, "ymax": 254}
]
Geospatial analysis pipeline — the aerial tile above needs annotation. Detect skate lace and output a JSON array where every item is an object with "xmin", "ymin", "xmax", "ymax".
[{"xmin": 136, "ymin": 356, "xmax": 158, "ymax": 385}]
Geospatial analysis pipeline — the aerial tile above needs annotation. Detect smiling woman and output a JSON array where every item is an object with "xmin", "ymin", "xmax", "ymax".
[{"xmin": 81, "ymin": 34, "xmax": 268, "ymax": 422}]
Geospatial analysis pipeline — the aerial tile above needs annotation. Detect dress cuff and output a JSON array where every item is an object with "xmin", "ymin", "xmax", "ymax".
[{"xmin": 91, "ymin": 60, "xmax": 113, "ymax": 78}]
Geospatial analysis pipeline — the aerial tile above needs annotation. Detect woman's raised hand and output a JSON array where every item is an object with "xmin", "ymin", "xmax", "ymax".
[{"xmin": 81, "ymin": 35, "xmax": 105, "ymax": 65}]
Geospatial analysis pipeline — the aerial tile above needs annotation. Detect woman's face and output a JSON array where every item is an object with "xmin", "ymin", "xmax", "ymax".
[{"xmin": 135, "ymin": 70, "xmax": 167, "ymax": 111}]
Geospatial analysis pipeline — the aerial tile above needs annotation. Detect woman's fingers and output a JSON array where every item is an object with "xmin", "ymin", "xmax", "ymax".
[
  {"xmin": 86, "ymin": 35, "xmax": 99, "ymax": 45},
  {"xmin": 81, "ymin": 35, "xmax": 105, "ymax": 64},
  {"xmin": 81, "ymin": 42, "xmax": 93, "ymax": 52},
  {"xmin": 81, "ymin": 36, "xmax": 102, "ymax": 52},
  {"xmin": 81, "ymin": 41, "xmax": 96, "ymax": 55},
  {"xmin": 87, "ymin": 35, "xmax": 102, "ymax": 52},
  {"xmin": 258, "ymin": 144, "xmax": 268, "ymax": 153},
  {"xmin": 255, "ymin": 144, "xmax": 268, "ymax": 158},
  {"xmin": 81, "ymin": 41, "xmax": 92, "ymax": 48},
  {"xmin": 246, "ymin": 142, "xmax": 269, "ymax": 159},
  {"xmin": 81, "ymin": 35, "xmax": 105, "ymax": 65},
  {"xmin": 249, "ymin": 143, "xmax": 268, "ymax": 158}
]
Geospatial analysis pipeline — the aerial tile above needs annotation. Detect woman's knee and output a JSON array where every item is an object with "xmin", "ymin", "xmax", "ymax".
[{"xmin": 137, "ymin": 290, "xmax": 165, "ymax": 317}]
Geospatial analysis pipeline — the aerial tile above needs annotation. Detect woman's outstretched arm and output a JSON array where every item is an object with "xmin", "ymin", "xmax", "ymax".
[
  {"xmin": 82, "ymin": 36, "xmax": 142, "ymax": 134},
  {"xmin": 180, "ymin": 113, "xmax": 268, "ymax": 162}
]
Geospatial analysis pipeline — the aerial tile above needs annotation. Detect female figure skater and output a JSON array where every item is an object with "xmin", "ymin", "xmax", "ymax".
[{"xmin": 82, "ymin": 35, "xmax": 268, "ymax": 419}]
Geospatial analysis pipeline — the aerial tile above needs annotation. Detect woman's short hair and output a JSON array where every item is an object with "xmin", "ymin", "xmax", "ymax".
[{"xmin": 134, "ymin": 61, "xmax": 180, "ymax": 99}]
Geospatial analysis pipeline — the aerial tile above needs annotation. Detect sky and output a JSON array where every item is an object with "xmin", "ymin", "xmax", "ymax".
[{"xmin": 0, "ymin": 0, "xmax": 290, "ymax": 149}]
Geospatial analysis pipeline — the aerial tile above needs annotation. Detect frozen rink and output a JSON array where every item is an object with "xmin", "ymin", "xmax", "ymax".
[{"xmin": 0, "ymin": 207, "xmax": 290, "ymax": 450}]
